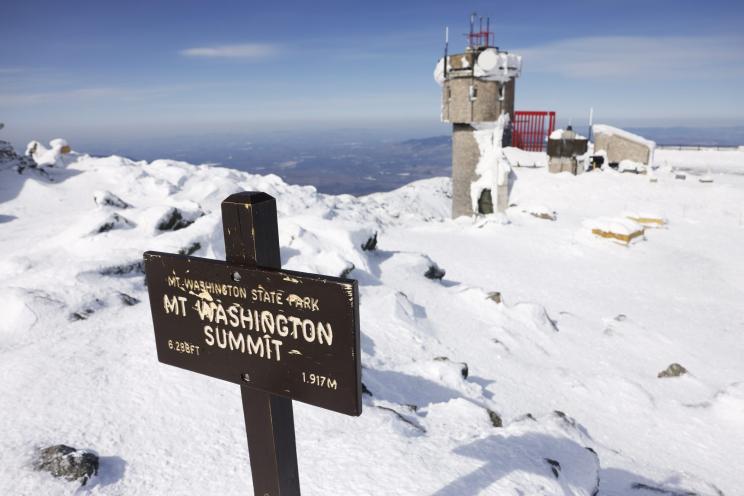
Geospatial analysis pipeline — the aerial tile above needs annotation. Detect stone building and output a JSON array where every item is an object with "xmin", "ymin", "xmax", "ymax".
[
  {"xmin": 434, "ymin": 16, "xmax": 522, "ymax": 218},
  {"xmin": 592, "ymin": 124, "xmax": 655, "ymax": 166},
  {"xmin": 547, "ymin": 127, "xmax": 589, "ymax": 174}
]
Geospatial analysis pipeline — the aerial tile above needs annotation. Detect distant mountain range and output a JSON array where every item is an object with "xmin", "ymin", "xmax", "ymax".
[{"xmin": 9, "ymin": 125, "xmax": 740, "ymax": 196}]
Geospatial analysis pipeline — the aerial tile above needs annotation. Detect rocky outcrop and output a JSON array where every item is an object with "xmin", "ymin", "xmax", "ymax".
[
  {"xmin": 424, "ymin": 263, "xmax": 446, "ymax": 280},
  {"xmin": 0, "ymin": 140, "xmax": 37, "ymax": 172},
  {"xmin": 658, "ymin": 363, "xmax": 688, "ymax": 378},
  {"xmin": 33, "ymin": 445, "xmax": 99, "ymax": 486}
]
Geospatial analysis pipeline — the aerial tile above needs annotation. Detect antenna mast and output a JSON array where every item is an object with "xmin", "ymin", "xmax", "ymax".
[
  {"xmin": 469, "ymin": 13, "xmax": 475, "ymax": 48},
  {"xmin": 443, "ymin": 26, "xmax": 449, "ymax": 78}
]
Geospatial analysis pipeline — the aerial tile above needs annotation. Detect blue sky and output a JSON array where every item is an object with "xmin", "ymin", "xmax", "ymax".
[{"xmin": 1, "ymin": 0, "xmax": 743, "ymax": 144}]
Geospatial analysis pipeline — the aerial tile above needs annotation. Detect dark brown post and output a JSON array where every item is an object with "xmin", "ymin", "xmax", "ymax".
[{"xmin": 221, "ymin": 192, "xmax": 301, "ymax": 496}]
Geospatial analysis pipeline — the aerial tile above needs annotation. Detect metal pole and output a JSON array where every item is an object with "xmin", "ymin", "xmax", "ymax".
[
  {"xmin": 444, "ymin": 26, "xmax": 449, "ymax": 78},
  {"xmin": 221, "ymin": 192, "xmax": 301, "ymax": 496},
  {"xmin": 588, "ymin": 107, "xmax": 594, "ymax": 141},
  {"xmin": 469, "ymin": 13, "xmax": 475, "ymax": 47}
]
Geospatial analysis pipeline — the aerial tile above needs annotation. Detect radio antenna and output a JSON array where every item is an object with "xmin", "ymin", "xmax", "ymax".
[
  {"xmin": 443, "ymin": 26, "xmax": 449, "ymax": 78},
  {"xmin": 469, "ymin": 13, "xmax": 475, "ymax": 48}
]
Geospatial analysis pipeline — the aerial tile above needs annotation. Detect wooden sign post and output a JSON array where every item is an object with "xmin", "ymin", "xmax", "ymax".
[{"xmin": 143, "ymin": 192, "xmax": 362, "ymax": 495}]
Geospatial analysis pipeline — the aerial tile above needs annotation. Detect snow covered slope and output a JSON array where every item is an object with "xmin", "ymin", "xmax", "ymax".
[{"xmin": 0, "ymin": 148, "xmax": 742, "ymax": 495}]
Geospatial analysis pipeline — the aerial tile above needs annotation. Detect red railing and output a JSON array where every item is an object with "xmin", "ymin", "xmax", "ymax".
[{"xmin": 512, "ymin": 111, "xmax": 556, "ymax": 152}]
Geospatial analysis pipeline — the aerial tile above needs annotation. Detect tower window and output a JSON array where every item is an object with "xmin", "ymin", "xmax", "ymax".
[{"xmin": 469, "ymin": 85, "xmax": 478, "ymax": 101}]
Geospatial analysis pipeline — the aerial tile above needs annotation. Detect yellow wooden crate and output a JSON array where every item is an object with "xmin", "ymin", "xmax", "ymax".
[
  {"xmin": 591, "ymin": 227, "xmax": 645, "ymax": 245},
  {"xmin": 625, "ymin": 216, "xmax": 666, "ymax": 228}
]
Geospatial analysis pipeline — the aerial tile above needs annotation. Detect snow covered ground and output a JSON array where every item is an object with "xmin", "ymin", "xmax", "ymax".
[
  {"xmin": 1, "ymin": 145, "xmax": 743, "ymax": 495},
  {"xmin": 655, "ymin": 148, "xmax": 744, "ymax": 175}
]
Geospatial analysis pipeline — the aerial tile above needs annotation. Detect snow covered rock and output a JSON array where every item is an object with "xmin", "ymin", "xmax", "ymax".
[
  {"xmin": 360, "ymin": 232, "xmax": 377, "ymax": 251},
  {"xmin": 657, "ymin": 363, "xmax": 688, "ymax": 378},
  {"xmin": 93, "ymin": 190, "xmax": 131, "ymax": 209},
  {"xmin": 94, "ymin": 212, "xmax": 136, "ymax": 234},
  {"xmin": 26, "ymin": 139, "xmax": 71, "ymax": 167},
  {"xmin": 154, "ymin": 206, "xmax": 203, "ymax": 232},
  {"xmin": 524, "ymin": 204, "xmax": 556, "ymax": 220},
  {"xmin": 33, "ymin": 445, "xmax": 99, "ymax": 486},
  {"xmin": 60, "ymin": 210, "xmax": 135, "ymax": 237},
  {"xmin": 279, "ymin": 218, "xmax": 374, "ymax": 278},
  {"xmin": 431, "ymin": 411, "xmax": 601, "ymax": 496},
  {"xmin": 0, "ymin": 140, "xmax": 37, "ymax": 172},
  {"xmin": 433, "ymin": 356, "xmax": 469, "ymax": 379},
  {"xmin": 424, "ymin": 262, "xmax": 446, "ymax": 280},
  {"xmin": 118, "ymin": 292, "xmax": 140, "ymax": 306},
  {"xmin": 618, "ymin": 159, "xmax": 646, "ymax": 174},
  {"xmin": 486, "ymin": 291, "xmax": 502, "ymax": 304}
]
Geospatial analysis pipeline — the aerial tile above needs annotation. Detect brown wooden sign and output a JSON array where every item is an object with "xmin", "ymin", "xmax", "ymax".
[
  {"xmin": 144, "ymin": 252, "xmax": 361, "ymax": 416},
  {"xmin": 143, "ymin": 191, "xmax": 363, "ymax": 496}
]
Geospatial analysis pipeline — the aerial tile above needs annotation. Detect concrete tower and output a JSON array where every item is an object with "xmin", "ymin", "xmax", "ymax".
[{"xmin": 434, "ymin": 15, "xmax": 522, "ymax": 218}]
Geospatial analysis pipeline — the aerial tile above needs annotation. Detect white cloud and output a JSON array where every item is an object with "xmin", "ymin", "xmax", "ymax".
[
  {"xmin": 516, "ymin": 36, "xmax": 744, "ymax": 80},
  {"xmin": 180, "ymin": 43, "xmax": 279, "ymax": 59},
  {"xmin": 0, "ymin": 86, "xmax": 189, "ymax": 107}
]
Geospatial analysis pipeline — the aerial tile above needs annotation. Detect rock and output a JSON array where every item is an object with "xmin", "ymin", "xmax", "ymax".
[
  {"xmin": 424, "ymin": 263, "xmax": 445, "ymax": 280},
  {"xmin": 94, "ymin": 213, "xmax": 135, "ymax": 234},
  {"xmin": 360, "ymin": 232, "xmax": 377, "ymax": 251},
  {"xmin": 545, "ymin": 458, "xmax": 561, "ymax": 478},
  {"xmin": 156, "ymin": 207, "xmax": 202, "ymax": 232},
  {"xmin": 93, "ymin": 190, "xmax": 131, "ymax": 209},
  {"xmin": 376, "ymin": 406, "xmax": 426, "ymax": 433},
  {"xmin": 99, "ymin": 260, "xmax": 145, "ymax": 276},
  {"xmin": 487, "ymin": 408, "xmax": 503, "ymax": 427},
  {"xmin": 699, "ymin": 174, "xmax": 714, "ymax": 184},
  {"xmin": 178, "ymin": 241, "xmax": 201, "ymax": 256},
  {"xmin": 658, "ymin": 363, "xmax": 688, "ymax": 378},
  {"xmin": 361, "ymin": 382, "xmax": 373, "ymax": 396},
  {"xmin": 68, "ymin": 298, "xmax": 104, "ymax": 321},
  {"xmin": 33, "ymin": 445, "xmax": 98, "ymax": 486},
  {"xmin": 118, "ymin": 292, "xmax": 140, "ymax": 306},
  {"xmin": 0, "ymin": 139, "xmax": 37, "ymax": 172},
  {"xmin": 69, "ymin": 309, "xmax": 94, "ymax": 321},
  {"xmin": 487, "ymin": 291, "xmax": 502, "ymax": 304},
  {"xmin": 630, "ymin": 482, "xmax": 697, "ymax": 496},
  {"xmin": 433, "ymin": 356, "xmax": 468, "ymax": 379},
  {"xmin": 530, "ymin": 211, "xmax": 556, "ymax": 221},
  {"xmin": 339, "ymin": 262, "xmax": 355, "ymax": 278},
  {"xmin": 26, "ymin": 139, "xmax": 70, "ymax": 167}
]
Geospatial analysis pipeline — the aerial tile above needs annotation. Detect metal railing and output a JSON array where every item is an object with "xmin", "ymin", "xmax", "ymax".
[
  {"xmin": 656, "ymin": 145, "xmax": 743, "ymax": 151},
  {"xmin": 512, "ymin": 111, "xmax": 556, "ymax": 152}
]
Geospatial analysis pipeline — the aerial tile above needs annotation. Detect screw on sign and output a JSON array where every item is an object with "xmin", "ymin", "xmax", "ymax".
[{"xmin": 143, "ymin": 192, "xmax": 362, "ymax": 495}]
